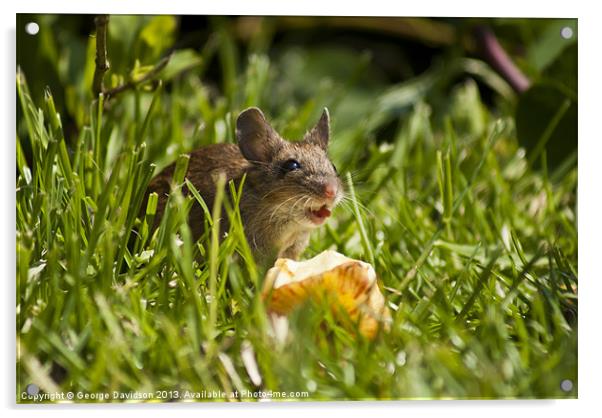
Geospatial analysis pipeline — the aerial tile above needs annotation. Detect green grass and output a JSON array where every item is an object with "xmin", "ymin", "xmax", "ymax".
[{"xmin": 16, "ymin": 22, "xmax": 577, "ymax": 401}]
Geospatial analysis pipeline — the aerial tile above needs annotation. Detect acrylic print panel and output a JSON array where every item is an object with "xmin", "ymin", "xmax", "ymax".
[{"xmin": 16, "ymin": 14, "xmax": 577, "ymax": 403}]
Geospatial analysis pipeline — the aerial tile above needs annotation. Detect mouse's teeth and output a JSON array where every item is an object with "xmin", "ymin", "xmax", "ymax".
[{"xmin": 306, "ymin": 204, "xmax": 332, "ymax": 225}]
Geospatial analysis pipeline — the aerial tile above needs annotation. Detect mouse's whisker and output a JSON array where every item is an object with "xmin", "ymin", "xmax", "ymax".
[
  {"xmin": 339, "ymin": 195, "xmax": 376, "ymax": 218},
  {"xmin": 268, "ymin": 195, "xmax": 300, "ymax": 224},
  {"xmin": 260, "ymin": 185, "xmax": 301, "ymax": 200},
  {"xmin": 290, "ymin": 195, "xmax": 310, "ymax": 217},
  {"xmin": 291, "ymin": 196, "xmax": 313, "ymax": 226}
]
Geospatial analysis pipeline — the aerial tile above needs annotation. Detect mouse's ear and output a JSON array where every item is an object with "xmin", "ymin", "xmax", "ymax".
[
  {"xmin": 305, "ymin": 108, "xmax": 330, "ymax": 150},
  {"xmin": 236, "ymin": 107, "xmax": 281, "ymax": 163}
]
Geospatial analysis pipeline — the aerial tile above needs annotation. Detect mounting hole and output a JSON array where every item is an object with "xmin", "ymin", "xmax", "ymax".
[
  {"xmin": 560, "ymin": 379, "xmax": 574, "ymax": 392},
  {"xmin": 560, "ymin": 26, "xmax": 573, "ymax": 40},
  {"xmin": 25, "ymin": 22, "xmax": 39, "ymax": 35},
  {"xmin": 26, "ymin": 383, "xmax": 39, "ymax": 396}
]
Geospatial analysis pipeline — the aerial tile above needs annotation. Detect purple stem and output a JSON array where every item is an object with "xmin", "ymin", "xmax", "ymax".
[{"xmin": 475, "ymin": 25, "xmax": 531, "ymax": 94}]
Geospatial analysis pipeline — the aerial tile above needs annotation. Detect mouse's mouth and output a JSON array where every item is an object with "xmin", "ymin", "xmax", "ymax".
[{"xmin": 306, "ymin": 204, "xmax": 332, "ymax": 225}]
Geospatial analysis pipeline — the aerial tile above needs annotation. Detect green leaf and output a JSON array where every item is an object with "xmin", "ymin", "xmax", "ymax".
[
  {"xmin": 526, "ymin": 19, "xmax": 577, "ymax": 72},
  {"xmin": 161, "ymin": 49, "xmax": 203, "ymax": 81},
  {"xmin": 139, "ymin": 16, "xmax": 177, "ymax": 60},
  {"xmin": 542, "ymin": 43, "xmax": 577, "ymax": 95},
  {"xmin": 518, "ymin": 85, "xmax": 575, "ymax": 169},
  {"xmin": 516, "ymin": 44, "xmax": 577, "ymax": 169}
]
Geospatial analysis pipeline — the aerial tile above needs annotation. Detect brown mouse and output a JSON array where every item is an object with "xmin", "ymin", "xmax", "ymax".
[{"xmin": 145, "ymin": 107, "xmax": 343, "ymax": 262}]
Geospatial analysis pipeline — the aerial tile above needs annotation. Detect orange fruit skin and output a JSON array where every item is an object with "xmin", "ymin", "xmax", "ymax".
[{"xmin": 263, "ymin": 260, "xmax": 391, "ymax": 340}]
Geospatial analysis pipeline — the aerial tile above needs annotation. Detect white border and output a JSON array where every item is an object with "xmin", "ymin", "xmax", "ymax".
[
  {"xmin": 9, "ymin": 0, "xmax": 583, "ymax": 17},
  {"xmin": 3, "ymin": 1, "xmax": 600, "ymax": 417}
]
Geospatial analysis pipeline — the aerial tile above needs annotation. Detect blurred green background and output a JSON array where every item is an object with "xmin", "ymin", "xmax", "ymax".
[
  {"xmin": 16, "ymin": 15, "xmax": 577, "ymax": 401},
  {"xmin": 17, "ymin": 15, "xmax": 577, "ymax": 171}
]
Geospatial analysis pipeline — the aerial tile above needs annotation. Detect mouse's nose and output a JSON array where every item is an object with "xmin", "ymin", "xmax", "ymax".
[{"xmin": 323, "ymin": 181, "xmax": 338, "ymax": 199}]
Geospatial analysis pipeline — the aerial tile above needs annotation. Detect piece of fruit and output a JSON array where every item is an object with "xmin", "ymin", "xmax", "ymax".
[{"xmin": 262, "ymin": 250, "xmax": 391, "ymax": 340}]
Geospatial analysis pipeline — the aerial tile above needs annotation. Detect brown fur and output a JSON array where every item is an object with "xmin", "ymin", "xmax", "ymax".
[{"xmin": 145, "ymin": 107, "xmax": 343, "ymax": 263}]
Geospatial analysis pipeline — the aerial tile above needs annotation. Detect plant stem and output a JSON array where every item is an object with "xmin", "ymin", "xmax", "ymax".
[
  {"xmin": 475, "ymin": 25, "xmax": 530, "ymax": 94},
  {"xmin": 103, "ymin": 53, "xmax": 172, "ymax": 100},
  {"xmin": 92, "ymin": 15, "xmax": 110, "ymax": 97},
  {"xmin": 92, "ymin": 14, "xmax": 172, "ymax": 101}
]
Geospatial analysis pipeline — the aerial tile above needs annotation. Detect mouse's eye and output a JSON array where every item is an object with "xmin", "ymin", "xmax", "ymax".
[{"xmin": 282, "ymin": 159, "xmax": 302, "ymax": 172}]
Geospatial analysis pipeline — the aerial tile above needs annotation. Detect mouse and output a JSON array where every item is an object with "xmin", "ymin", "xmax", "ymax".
[{"xmin": 145, "ymin": 107, "xmax": 343, "ymax": 263}]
